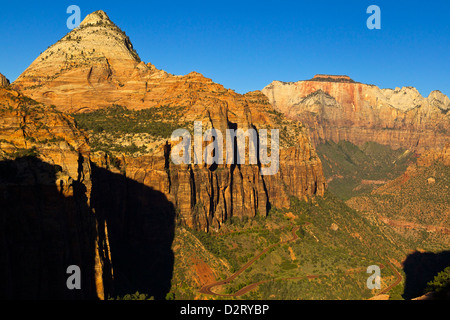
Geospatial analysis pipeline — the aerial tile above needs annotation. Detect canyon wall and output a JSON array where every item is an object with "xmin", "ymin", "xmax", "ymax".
[
  {"xmin": 0, "ymin": 88, "xmax": 110, "ymax": 299},
  {"xmin": 262, "ymin": 75, "xmax": 450, "ymax": 152},
  {"xmin": 115, "ymin": 120, "xmax": 325, "ymax": 232},
  {"xmin": 0, "ymin": 87, "xmax": 177, "ymax": 299},
  {"xmin": 12, "ymin": 10, "xmax": 327, "ymax": 232},
  {"xmin": 0, "ymin": 10, "xmax": 329, "ymax": 298},
  {"xmin": 0, "ymin": 73, "xmax": 9, "ymax": 87}
]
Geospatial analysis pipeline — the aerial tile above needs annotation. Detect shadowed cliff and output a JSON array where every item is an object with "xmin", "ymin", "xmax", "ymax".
[
  {"xmin": 402, "ymin": 250, "xmax": 450, "ymax": 299},
  {"xmin": 0, "ymin": 156, "xmax": 176, "ymax": 300},
  {"xmin": 90, "ymin": 164, "xmax": 175, "ymax": 300},
  {"xmin": 0, "ymin": 156, "xmax": 98, "ymax": 299}
]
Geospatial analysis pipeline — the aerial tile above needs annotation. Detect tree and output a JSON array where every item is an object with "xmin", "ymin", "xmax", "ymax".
[
  {"xmin": 425, "ymin": 267, "xmax": 450, "ymax": 298},
  {"xmin": 110, "ymin": 291, "xmax": 153, "ymax": 300},
  {"xmin": 165, "ymin": 292, "xmax": 176, "ymax": 300}
]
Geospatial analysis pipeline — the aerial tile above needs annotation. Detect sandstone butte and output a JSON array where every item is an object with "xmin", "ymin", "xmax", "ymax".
[
  {"xmin": 9, "ymin": 11, "xmax": 327, "ymax": 230},
  {"xmin": 262, "ymin": 75, "xmax": 450, "ymax": 152}
]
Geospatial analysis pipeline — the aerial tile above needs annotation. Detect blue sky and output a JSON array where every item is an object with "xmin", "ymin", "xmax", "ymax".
[{"xmin": 1, "ymin": 0, "xmax": 449, "ymax": 96}]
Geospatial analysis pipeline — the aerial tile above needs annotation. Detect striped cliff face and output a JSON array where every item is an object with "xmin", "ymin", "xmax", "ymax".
[
  {"xmin": 0, "ymin": 87, "xmax": 111, "ymax": 299},
  {"xmin": 0, "ymin": 73, "xmax": 9, "ymax": 87},
  {"xmin": 10, "ymin": 10, "xmax": 327, "ymax": 232},
  {"xmin": 262, "ymin": 76, "xmax": 450, "ymax": 152}
]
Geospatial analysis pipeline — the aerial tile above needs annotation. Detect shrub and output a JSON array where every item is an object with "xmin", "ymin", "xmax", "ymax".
[
  {"xmin": 109, "ymin": 291, "xmax": 153, "ymax": 300},
  {"xmin": 425, "ymin": 267, "xmax": 450, "ymax": 297}
]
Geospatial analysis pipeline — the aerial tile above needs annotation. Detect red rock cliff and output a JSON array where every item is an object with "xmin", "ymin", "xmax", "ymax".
[
  {"xmin": 262, "ymin": 76, "xmax": 450, "ymax": 152},
  {"xmin": 12, "ymin": 11, "xmax": 327, "ymax": 232},
  {"xmin": 0, "ymin": 87, "xmax": 112, "ymax": 299}
]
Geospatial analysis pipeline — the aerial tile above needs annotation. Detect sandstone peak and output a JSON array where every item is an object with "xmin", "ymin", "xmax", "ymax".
[
  {"xmin": 13, "ymin": 9, "xmax": 152, "ymax": 110},
  {"xmin": 429, "ymin": 89, "xmax": 444, "ymax": 97},
  {"xmin": 428, "ymin": 90, "xmax": 449, "ymax": 102},
  {"xmin": 427, "ymin": 90, "xmax": 450, "ymax": 112},
  {"xmin": 79, "ymin": 10, "xmax": 113, "ymax": 27}
]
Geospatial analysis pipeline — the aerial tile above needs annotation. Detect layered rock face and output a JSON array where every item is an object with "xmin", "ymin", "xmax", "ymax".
[
  {"xmin": 262, "ymin": 76, "xmax": 450, "ymax": 152},
  {"xmin": 88, "ymin": 78, "xmax": 326, "ymax": 231},
  {"xmin": 0, "ymin": 73, "xmax": 9, "ymax": 87},
  {"xmin": 116, "ymin": 119, "xmax": 325, "ymax": 232},
  {"xmin": 13, "ymin": 11, "xmax": 327, "ymax": 232},
  {"xmin": 0, "ymin": 88, "xmax": 176, "ymax": 299},
  {"xmin": 0, "ymin": 87, "xmax": 112, "ymax": 299}
]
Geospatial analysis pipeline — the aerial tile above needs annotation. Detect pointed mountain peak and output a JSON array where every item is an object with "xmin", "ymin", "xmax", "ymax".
[
  {"xmin": 79, "ymin": 10, "xmax": 113, "ymax": 27},
  {"xmin": 12, "ymin": 9, "xmax": 147, "ymax": 110},
  {"xmin": 15, "ymin": 8, "xmax": 141, "ymax": 80}
]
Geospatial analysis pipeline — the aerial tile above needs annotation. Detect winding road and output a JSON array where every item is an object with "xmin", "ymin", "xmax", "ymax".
[
  {"xmin": 198, "ymin": 224, "xmax": 403, "ymax": 298},
  {"xmin": 199, "ymin": 226, "xmax": 301, "ymax": 296}
]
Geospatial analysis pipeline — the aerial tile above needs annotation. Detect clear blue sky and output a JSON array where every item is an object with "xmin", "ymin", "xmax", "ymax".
[{"xmin": 1, "ymin": 0, "xmax": 449, "ymax": 96}]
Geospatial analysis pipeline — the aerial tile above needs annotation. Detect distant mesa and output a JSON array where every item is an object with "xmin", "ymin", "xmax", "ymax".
[{"xmin": 309, "ymin": 74, "xmax": 356, "ymax": 83}]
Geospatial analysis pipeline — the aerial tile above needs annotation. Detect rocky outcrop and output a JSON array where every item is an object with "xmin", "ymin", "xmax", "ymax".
[
  {"xmin": 416, "ymin": 143, "xmax": 450, "ymax": 167},
  {"xmin": 0, "ymin": 87, "xmax": 178, "ymax": 299},
  {"xmin": 261, "ymin": 76, "xmax": 450, "ymax": 152},
  {"xmin": 0, "ymin": 89, "xmax": 90, "ymax": 172},
  {"xmin": 91, "ymin": 97, "xmax": 326, "ymax": 232},
  {"xmin": 310, "ymin": 74, "xmax": 355, "ymax": 83},
  {"xmin": 128, "ymin": 82, "xmax": 325, "ymax": 231},
  {"xmin": 13, "ymin": 10, "xmax": 327, "ymax": 232},
  {"xmin": 0, "ymin": 87, "xmax": 112, "ymax": 299},
  {"xmin": 126, "ymin": 79, "xmax": 327, "ymax": 231},
  {"xmin": 0, "ymin": 73, "xmax": 9, "ymax": 87}
]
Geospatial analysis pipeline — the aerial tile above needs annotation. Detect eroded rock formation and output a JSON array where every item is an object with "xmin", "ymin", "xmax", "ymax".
[
  {"xmin": 12, "ymin": 10, "xmax": 327, "ymax": 232},
  {"xmin": 0, "ymin": 73, "xmax": 9, "ymax": 87},
  {"xmin": 262, "ymin": 76, "xmax": 450, "ymax": 152},
  {"xmin": 0, "ymin": 87, "xmax": 109, "ymax": 299},
  {"xmin": 0, "ymin": 87, "xmax": 176, "ymax": 299}
]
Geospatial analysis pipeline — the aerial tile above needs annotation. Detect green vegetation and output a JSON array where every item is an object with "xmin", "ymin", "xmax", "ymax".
[
  {"xmin": 170, "ymin": 192, "xmax": 406, "ymax": 300},
  {"xmin": 309, "ymin": 75, "xmax": 356, "ymax": 83},
  {"xmin": 348, "ymin": 162, "xmax": 450, "ymax": 253},
  {"xmin": 11, "ymin": 146, "xmax": 39, "ymax": 158},
  {"xmin": 425, "ymin": 267, "xmax": 450, "ymax": 298},
  {"xmin": 73, "ymin": 104, "xmax": 183, "ymax": 138},
  {"xmin": 265, "ymin": 109, "xmax": 305, "ymax": 148},
  {"xmin": 109, "ymin": 291, "xmax": 154, "ymax": 300},
  {"xmin": 316, "ymin": 140, "xmax": 415, "ymax": 199},
  {"xmin": 72, "ymin": 104, "xmax": 185, "ymax": 155}
]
